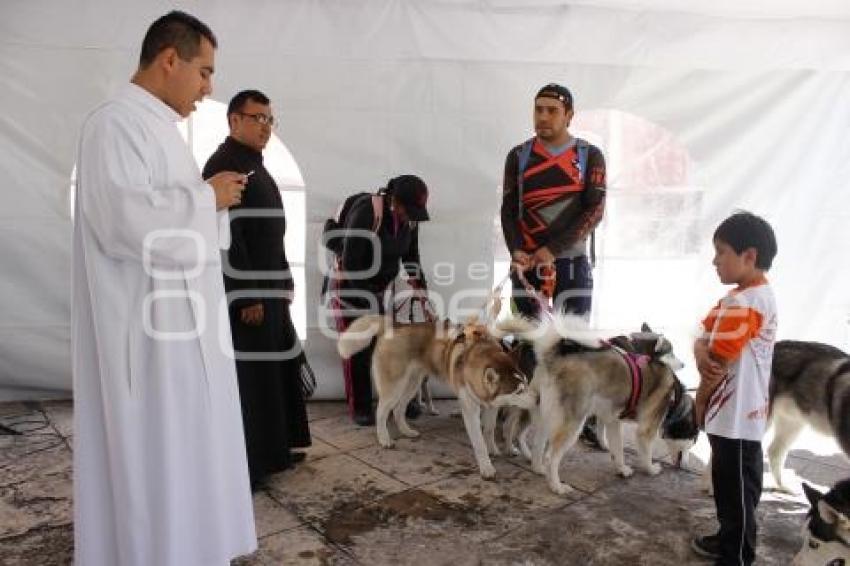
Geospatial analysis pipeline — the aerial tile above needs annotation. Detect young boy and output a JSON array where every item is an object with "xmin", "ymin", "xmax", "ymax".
[{"xmin": 691, "ymin": 211, "xmax": 778, "ymax": 565}]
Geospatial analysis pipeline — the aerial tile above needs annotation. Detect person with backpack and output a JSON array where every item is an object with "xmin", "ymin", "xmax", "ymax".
[
  {"xmin": 326, "ymin": 175, "xmax": 430, "ymax": 426},
  {"xmin": 500, "ymin": 83, "xmax": 607, "ymax": 446}
]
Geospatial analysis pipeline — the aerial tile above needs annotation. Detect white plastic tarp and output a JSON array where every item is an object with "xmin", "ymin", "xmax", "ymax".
[{"xmin": 1, "ymin": 0, "xmax": 849, "ymax": 399}]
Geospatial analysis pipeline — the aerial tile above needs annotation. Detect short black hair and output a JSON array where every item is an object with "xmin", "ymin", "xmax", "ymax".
[
  {"xmin": 227, "ymin": 90, "xmax": 271, "ymax": 116},
  {"xmin": 139, "ymin": 11, "xmax": 217, "ymax": 68},
  {"xmin": 713, "ymin": 211, "xmax": 778, "ymax": 271}
]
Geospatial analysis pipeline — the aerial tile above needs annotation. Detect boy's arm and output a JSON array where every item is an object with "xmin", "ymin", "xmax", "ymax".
[
  {"xmin": 693, "ymin": 337, "xmax": 728, "ymax": 386},
  {"xmin": 693, "ymin": 335, "xmax": 729, "ymax": 428}
]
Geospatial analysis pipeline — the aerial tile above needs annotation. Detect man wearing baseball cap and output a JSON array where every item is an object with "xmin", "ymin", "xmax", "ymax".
[
  {"xmin": 500, "ymin": 83, "xmax": 607, "ymax": 446},
  {"xmin": 332, "ymin": 174, "xmax": 430, "ymax": 426}
]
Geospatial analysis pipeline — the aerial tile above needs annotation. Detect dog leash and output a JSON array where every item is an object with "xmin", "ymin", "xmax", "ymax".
[{"xmin": 513, "ymin": 265, "xmax": 555, "ymax": 321}]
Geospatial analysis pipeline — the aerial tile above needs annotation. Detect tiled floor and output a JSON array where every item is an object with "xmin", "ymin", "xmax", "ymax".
[{"xmin": 1, "ymin": 399, "xmax": 848, "ymax": 565}]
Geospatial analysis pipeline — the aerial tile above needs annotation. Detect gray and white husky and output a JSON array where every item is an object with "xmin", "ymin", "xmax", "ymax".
[
  {"xmin": 793, "ymin": 480, "xmax": 850, "ymax": 565},
  {"xmin": 499, "ymin": 315, "xmax": 697, "ymax": 495},
  {"xmin": 769, "ymin": 340, "xmax": 850, "ymax": 490}
]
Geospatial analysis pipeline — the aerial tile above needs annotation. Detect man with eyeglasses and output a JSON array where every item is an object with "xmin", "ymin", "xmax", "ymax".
[
  {"xmin": 203, "ymin": 90, "xmax": 312, "ymax": 492},
  {"xmin": 72, "ymin": 11, "xmax": 255, "ymax": 566}
]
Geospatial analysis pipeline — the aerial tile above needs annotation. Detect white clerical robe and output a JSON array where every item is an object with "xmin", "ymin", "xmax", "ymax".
[{"xmin": 72, "ymin": 83, "xmax": 257, "ymax": 566}]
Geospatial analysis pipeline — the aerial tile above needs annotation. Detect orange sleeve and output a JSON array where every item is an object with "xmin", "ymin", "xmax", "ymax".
[{"xmin": 707, "ymin": 306, "xmax": 763, "ymax": 362}]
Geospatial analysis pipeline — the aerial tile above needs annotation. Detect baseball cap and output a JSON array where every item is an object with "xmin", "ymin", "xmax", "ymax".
[
  {"xmin": 388, "ymin": 175, "xmax": 429, "ymax": 222},
  {"xmin": 535, "ymin": 83, "xmax": 573, "ymax": 109}
]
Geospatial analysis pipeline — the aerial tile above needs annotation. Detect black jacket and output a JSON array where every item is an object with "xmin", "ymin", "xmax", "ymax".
[
  {"xmin": 339, "ymin": 194, "xmax": 424, "ymax": 293},
  {"xmin": 202, "ymin": 136, "xmax": 294, "ymax": 309}
]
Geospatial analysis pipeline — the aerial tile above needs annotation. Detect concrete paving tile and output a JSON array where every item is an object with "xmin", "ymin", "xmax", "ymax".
[
  {"xmin": 234, "ymin": 525, "xmax": 351, "ymax": 566},
  {"xmin": 349, "ymin": 434, "xmax": 482, "ymax": 487},
  {"xmin": 0, "ymin": 489, "xmax": 38, "ymax": 539},
  {"xmin": 41, "ymin": 400, "xmax": 73, "ymax": 439},
  {"xmin": 306, "ymin": 401, "xmax": 349, "ymax": 423},
  {"xmin": 253, "ymin": 491, "xmax": 303, "ymax": 538},
  {"xmin": 301, "ymin": 437, "xmax": 341, "ymax": 462},
  {"xmin": 264, "ymin": 453, "xmax": 407, "ymax": 524},
  {"xmin": 309, "ymin": 415, "xmax": 379, "ymax": 451},
  {"xmin": 0, "ymin": 441, "xmax": 70, "ymax": 488},
  {"xmin": 418, "ymin": 461, "xmax": 579, "ymax": 542},
  {"xmin": 345, "ymin": 524, "xmax": 483, "ymax": 566},
  {"xmin": 503, "ymin": 441, "xmax": 625, "ymax": 494},
  {"xmin": 0, "ymin": 523, "xmax": 72, "ymax": 566},
  {"xmin": 476, "ymin": 471, "xmax": 713, "ymax": 565},
  {"xmin": 323, "ymin": 488, "xmax": 487, "ymax": 565},
  {"xmin": 0, "ymin": 402, "xmax": 31, "ymax": 419},
  {"xmin": 784, "ymin": 455, "xmax": 849, "ymax": 491}
]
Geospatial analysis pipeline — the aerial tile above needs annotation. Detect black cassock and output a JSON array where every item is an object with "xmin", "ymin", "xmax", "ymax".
[{"xmin": 203, "ymin": 136, "xmax": 310, "ymax": 484}]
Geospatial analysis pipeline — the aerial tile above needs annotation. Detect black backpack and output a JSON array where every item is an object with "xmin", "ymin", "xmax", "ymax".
[
  {"xmin": 320, "ymin": 192, "xmax": 385, "ymax": 299},
  {"xmin": 321, "ymin": 192, "xmax": 384, "ymax": 256}
]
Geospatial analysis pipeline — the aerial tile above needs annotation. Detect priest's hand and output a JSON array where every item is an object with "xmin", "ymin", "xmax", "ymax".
[
  {"xmin": 240, "ymin": 303, "xmax": 264, "ymax": 326},
  {"xmin": 207, "ymin": 171, "xmax": 248, "ymax": 210}
]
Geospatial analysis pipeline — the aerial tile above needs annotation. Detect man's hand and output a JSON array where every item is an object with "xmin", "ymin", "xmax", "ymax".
[
  {"xmin": 207, "ymin": 171, "xmax": 248, "ymax": 210},
  {"xmin": 240, "ymin": 303, "xmax": 264, "ymax": 326},
  {"xmin": 511, "ymin": 250, "xmax": 533, "ymax": 271},
  {"xmin": 532, "ymin": 246, "xmax": 555, "ymax": 267}
]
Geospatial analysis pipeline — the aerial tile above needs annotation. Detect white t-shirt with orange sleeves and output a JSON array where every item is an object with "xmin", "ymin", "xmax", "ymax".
[{"xmin": 701, "ymin": 276, "xmax": 778, "ymax": 441}]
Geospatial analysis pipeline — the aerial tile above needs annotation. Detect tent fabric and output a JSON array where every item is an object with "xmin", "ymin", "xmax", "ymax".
[{"xmin": 1, "ymin": 1, "xmax": 849, "ymax": 399}]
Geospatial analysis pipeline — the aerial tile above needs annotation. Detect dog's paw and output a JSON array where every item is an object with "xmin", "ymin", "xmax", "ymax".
[
  {"xmin": 400, "ymin": 429, "xmax": 420, "ymax": 439},
  {"xmin": 644, "ymin": 462, "xmax": 662, "ymax": 476},
  {"xmin": 532, "ymin": 462, "xmax": 546, "ymax": 476},
  {"xmin": 378, "ymin": 436, "xmax": 395, "ymax": 449},
  {"xmin": 550, "ymin": 481, "xmax": 574, "ymax": 496},
  {"xmin": 427, "ymin": 408, "xmax": 440, "ymax": 416},
  {"xmin": 617, "ymin": 465, "xmax": 634, "ymax": 478},
  {"xmin": 479, "ymin": 462, "xmax": 497, "ymax": 480}
]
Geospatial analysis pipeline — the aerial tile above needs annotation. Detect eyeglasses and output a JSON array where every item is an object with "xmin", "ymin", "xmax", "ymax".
[{"xmin": 238, "ymin": 112, "xmax": 277, "ymax": 127}]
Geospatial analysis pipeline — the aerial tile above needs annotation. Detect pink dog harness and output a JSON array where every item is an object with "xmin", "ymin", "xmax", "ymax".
[{"xmin": 611, "ymin": 346, "xmax": 650, "ymax": 420}]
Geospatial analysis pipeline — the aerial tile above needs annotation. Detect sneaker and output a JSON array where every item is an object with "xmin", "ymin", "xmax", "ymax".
[
  {"xmin": 690, "ymin": 534, "xmax": 721, "ymax": 560},
  {"xmin": 353, "ymin": 412, "xmax": 375, "ymax": 427}
]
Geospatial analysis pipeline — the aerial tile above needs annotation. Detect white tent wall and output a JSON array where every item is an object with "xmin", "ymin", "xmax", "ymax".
[{"xmin": 1, "ymin": 1, "xmax": 849, "ymax": 400}]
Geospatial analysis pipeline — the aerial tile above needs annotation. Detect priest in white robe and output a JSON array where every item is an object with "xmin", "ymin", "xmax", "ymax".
[{"xmin": 72, "ymin": 12, "xmax": 256, "ymax": 565}]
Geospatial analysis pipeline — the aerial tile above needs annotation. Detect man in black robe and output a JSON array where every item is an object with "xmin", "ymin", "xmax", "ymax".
[{"xmin": 203, "ymin": 89, "xmax": 310, "ymax": 491}]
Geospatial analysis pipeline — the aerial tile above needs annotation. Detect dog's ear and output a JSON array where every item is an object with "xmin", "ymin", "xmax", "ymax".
[
  {"xmin": 803, "ymin": 482, "xmax": 824, "ymax": 509},
  {"xmin": 817, "ymin": 499, "xmax": 845, "ymax": 526},
  {"xmin": 641, "ymin": 322, "xmax": 653, "ymax": 333},
  {"xmin": 484, "ymin": 367, "xmax": 499, "ymax": 388}
]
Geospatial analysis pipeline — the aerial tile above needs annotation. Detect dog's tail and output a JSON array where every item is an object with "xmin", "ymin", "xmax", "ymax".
[
  {"xmin": 828, "ymin": 360, "xmax": 850, "ymax": 456},
  {"xmin": 337, "ymin": 315, "xmax": 387, "ymax": 359},
  {"xmin": 495, "ymin": 314, "xmax": 603, "ymax": 363}
]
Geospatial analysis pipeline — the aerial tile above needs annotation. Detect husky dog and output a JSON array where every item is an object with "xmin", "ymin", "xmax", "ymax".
[
  {"xmin": 337, "ymin": 315, "xmax": 535, "ymax": 479},
  {"xmin": 768, "ymin": 340, "xmax": 850, "ymax": 490},
  {"xmin": 494, "ymin": 318, "xmax": 698, "ymax": 467},
  {"xmin": 793, "ymin": 480, "xmax": 850, "ymax": 565},
  {"xmin": 507, "ymin": 315, "xmax": 695, "ymax": 495}
]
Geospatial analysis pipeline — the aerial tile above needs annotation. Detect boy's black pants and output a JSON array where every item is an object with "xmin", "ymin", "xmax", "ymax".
[{"xmin": 709, "ymin": 434, "xmax": 763, "ymax": 566}]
